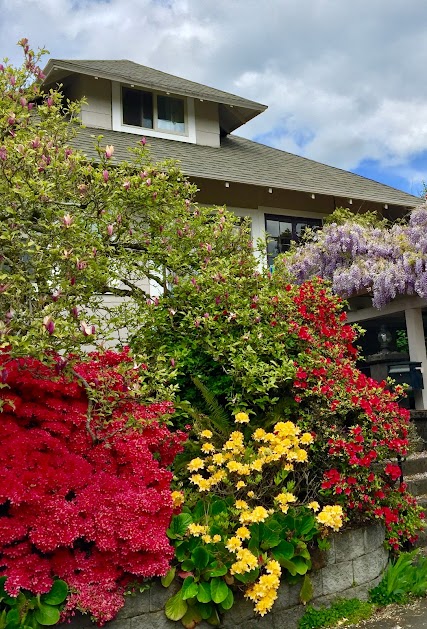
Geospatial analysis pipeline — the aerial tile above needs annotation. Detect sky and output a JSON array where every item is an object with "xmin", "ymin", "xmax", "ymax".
[{"xmin": 1, "ymin": 0, "xmax": 426, "ymax": 198}]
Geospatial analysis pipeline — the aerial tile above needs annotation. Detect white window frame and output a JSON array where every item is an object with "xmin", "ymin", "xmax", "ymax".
[{"xmin": 112, "ymin": 82, "xmax": 197, "ymax": 143}]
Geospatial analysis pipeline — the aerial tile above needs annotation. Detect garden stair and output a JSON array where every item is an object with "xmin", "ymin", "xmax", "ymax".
[{"xmin": 401, "ymin": 451, "xmax": 427, "ymax": 549}]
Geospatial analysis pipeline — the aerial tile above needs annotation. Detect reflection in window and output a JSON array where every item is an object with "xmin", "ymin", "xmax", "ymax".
[
  {"xmin": 265, "ymin": 214, "xmax": 322, "ymax": 268},
  {"xmin": 157, "ymin": 96, "xmax": 185, "ymax": 132},
  {"xmin": 122, "ymin": 87, "xmax": 185, "ymax": 134}
]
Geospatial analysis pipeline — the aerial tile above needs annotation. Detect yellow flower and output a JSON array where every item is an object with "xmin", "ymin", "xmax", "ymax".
[
  {"xmin": 235, "ymin": 499, "xmax": 249, "ymax": 510},
  {"xmin": 253, "ymin": 428, "xmax": 266, "ymax": 441},
  {"xmin": 201, "ymin": 442, "xmax": 215, "ymax": 453},
  {"xmin": 316, "ymin": 505, "xmax": 343, "ymax": 531},
  {"xmin": 300, "ymin": 432, "xmax": 314, "ymax": 444},
  {"xmin": 188, "ymin": 523, "xmax": 208, "ymax": 537},
  {"xmin": 236, "ymin": 480, "xmax": 246, "ymax": 489},
  {"xmin": 187, "ymin": 457, "xmax": 204, "ymax": 472},
  {"xmin": 197, "ymin": 478, "xmax": 212, "ymax": 492},
  {"xmin": 202, "ymin": 534, "xmax": 212, "ymax": 543},
  {"xmin": 276, "ymin": 492, "xmax": 297, "ymax": 505},
  {"xmin": 236, "ymin": 526, "xmax": 251, "ymax": 540},
  {"xmin": 212, "ymin": 453, "xmax": 225, "ymax": 465},
  {"xmin": 227, "ymin": 460, "xmax": 243, "ymax": 473},
  {"xmin": 265, "ymin": 559, "xmax": 281, "ymax": 576},
  {"xmin": 247, "ymin": 490, "xmax": 255, "ymax": 498},
  {"xmin": 308, "ymin": 501, "xmax": 320, "ymax": 512},
  {"xmin": 212, "ymin": 534, "xmax": 221, "ymax": 543},
  {"xmin": 225, "ymin": 536, "xmax": 242, "ymax": 552},
  {"xmin": 200, "ymin": 429, "xmax": 213, "ymax": 439},
  {"xmin": 171, "ymin": 491, "xmax": 184, "ymax": 508},
  {"xmin": 251, "ymin": 459, "xmax": 263, "ymax": 472},
  {"xmin": 235, "ymin": 412, "xmax": 250, "ymax": 424},
  {"xmin": 239, "ymin": 506, "xmax": 269, "ymax": 524}
]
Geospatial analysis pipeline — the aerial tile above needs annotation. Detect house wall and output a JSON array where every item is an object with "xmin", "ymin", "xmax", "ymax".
[
  {"xmin": 194, "ymin": 100, "xmax": 220, "ymax": 147},
  {"xmin": 65, "ymin": 75, "xmax": 112, "ymax": 130}
]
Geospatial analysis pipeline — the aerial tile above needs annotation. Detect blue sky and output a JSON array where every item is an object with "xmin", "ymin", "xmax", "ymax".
[{"xmin": 1, "ymin": 0, "xmax": 426, "ymax": 199}]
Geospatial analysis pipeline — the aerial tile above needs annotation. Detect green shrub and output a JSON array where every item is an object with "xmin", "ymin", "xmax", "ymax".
[{"xmin": 299, "ymin": 598, "xmax": 374, "ymax": 629}]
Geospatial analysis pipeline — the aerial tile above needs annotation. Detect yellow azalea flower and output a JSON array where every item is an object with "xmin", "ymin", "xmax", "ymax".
[
  {"xmin": 237, "ymin": 464, "xmax": 251, "ymax": 476},
  {"xmin": 200, "ymin": 429, "xmax": 213, "ymax": 439},
  {"xmin": 227, "ymin": 460, "xmax": 243, "ymax": 473},
  {"xmin": 212, "ymin": 470, "xmax": 226, "ymax": 483},
  {"xmin": 235, "ymin": 411, "xmax": 250, "ymax": 424},
  {"xmin": 207, "ymin": 465, "xmax": 216, "ymax": 473},
  {"xmin": 316, "ymin": 505, "xmax": 343, "ymax": 531},
  {"xmin": 236, "ymin": 526, "xmax": 251, "ymax": 540},
  {"xmin": 253, "ymin": 428, "xmax": 266, "ymax": 441},
  {"xmin": 225, "ymin": 536, "xmax": 242, "ymax": 552},
  {"xmin": 190, "ymin": 474, "xmax": 203, "ymax": 485},
  {"xmin": 236, "ymin": 480, "xmax": 246, "ymax": 489},
  {"xmin": 188, "ymin": 523, "xmax": 208, "ymax": 537},
  {"xmin": 201, "ymin": 442, "xmax": 215, "ymax": 453},
  {"xmin": 171, "ymin": 491, "xmax": 184, "ymax": 508},
  {"xmin": 247, "ymin": 490, "xmax": 255, "ymax": 498},
  {"xmin": 235, "ymin": 499, "xmax": 248, "ymax": 510},
  {"xmin": 212, "ymin": 534, "xmax": 221, "ymax": 543},
  {"xmin": 212, "ymin": 453, "xmax": 225, "ymax": 465},
  {"xmin": 187, "ymin": 457, "xmax": 204, "ymax": 472},
  {"xmin": 294, "ymin": 448, "xmax": 308, "ymax": 462},
  {"xmin": 276, "ymin": 492, "xmax": 297, "ymax": 505},
  {"xmin": 284, "ymin": 463, "xmax": 294, "ymax": 471},
  {"xmin": 239, "ymin": 506, "xmax": 269, "ymax": 524},
  {"xmin": 202, "ymin": 534, "xmax": 212, "ymax": 543},
  {"xmin": 236, "ymin": 548, "xmax": 258, "ymax": 568},
  {"xmin": 197, "ymin": 478, "xmax": 212, "ymax": 492},
  {"xmin": 308, "ymin": 501, "xmax": 320, "ymax": 512},
  {"xmin": 265, "ymin": 560, "xmax": 281, "ymax": 576},
  {"xmin": 251, "ymin": 459, "xmax": 263, "ymax": 472},
  {"xmin": 300, "ymin": 432, "xmax": 313, "ymax": 444}
]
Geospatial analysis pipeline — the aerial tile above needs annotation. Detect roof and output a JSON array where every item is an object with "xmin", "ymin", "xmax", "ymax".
[
  {"xmin": 73, "ymin": 126, "xmax": 420, "ymax": 207},
  {"xmin": 42, "ymin": 59, "xmax": 266, "ymax": 133}
]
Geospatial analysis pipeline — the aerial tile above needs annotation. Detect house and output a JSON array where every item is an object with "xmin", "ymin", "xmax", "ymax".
[{"xmin": 41, "ymin": 59, "xmax": 427, "ymax": 410}]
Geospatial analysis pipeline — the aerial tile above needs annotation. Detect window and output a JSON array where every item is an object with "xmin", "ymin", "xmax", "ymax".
[
  {"xmin": 121, "ymin": 87, "xmax": 185, "ymax": 134},
  {"xmin": 265, "ymin": 214, "xmax": 322, "ymax": 268}
]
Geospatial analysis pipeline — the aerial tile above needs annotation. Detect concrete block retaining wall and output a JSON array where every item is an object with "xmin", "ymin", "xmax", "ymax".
[{"xmin": 62, "ymin": 524, "xmax": 388, "ymax": 629}]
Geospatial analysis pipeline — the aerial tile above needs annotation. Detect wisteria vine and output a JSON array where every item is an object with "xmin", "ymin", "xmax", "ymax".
[{"xmin": 284, "ymin": 205, "xmax": 426, "ymax": 308}]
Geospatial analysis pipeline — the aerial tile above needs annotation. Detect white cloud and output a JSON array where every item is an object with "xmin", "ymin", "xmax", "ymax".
[{"xmin": 1, "ymin": 0, "xmax": 427, "ymax": 190}]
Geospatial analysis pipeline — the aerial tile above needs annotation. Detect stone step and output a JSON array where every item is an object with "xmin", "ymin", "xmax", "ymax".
[
  {"xmin": 402, "ymin": 452, "xmax": 427, "ymax": 477},
  {"xmin": 405, "ymin": 473, "xmax": 427, "ymax": 497}
]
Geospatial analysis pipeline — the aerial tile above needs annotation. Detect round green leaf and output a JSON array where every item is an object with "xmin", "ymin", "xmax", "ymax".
[
  {"xmin": 191, "ymin": 546, "xmax": 211, "ymax": 570},
  {"xmin": 165, "ymin": 590, "xmax": 188, "ymax": 621},
  {"xmin": 161, "ymin": 567, "xmax": 176, "ymax": 588},
  {"xmin": 168, "ymin": 513, "xmax": 193, "ymax": 539},
  {"xmin": 181, "ymin": 577, "xmax": 199, "ymax": 601},
  {"xmin": 210, "ymin": 578, "xmax": 229, "ymax": 604},
  {"xmin": 196, "ymin": 581, "xmax": 212, "ymax": 603},
  {"xmin": 219, "ymin": 588, "xmax": 234, "ymax": 610},
  {"xmin": 41, "ymin": 580, "xmax": 68, "ymax": 605},
  {"xmin": 34, "ymin": 604, "xmax": 60, "ymax": 626}
]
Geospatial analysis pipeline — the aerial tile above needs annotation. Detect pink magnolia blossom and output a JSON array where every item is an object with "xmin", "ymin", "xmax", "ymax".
[
  {"xmin": 107, "ymin": 224, "xmax": 114, "ymax": 236},
  {"xmin": 80, "ymin": 321, "xmax": 95, "ymax": 336},
  {"xmin": 103, "ymin": 170, "xmax": 109, "ymax": 182},
  {"xmin": 43, "ymin": 316, "xmax": 55, "ymax": 335},
  {"xmin": 62, "ymin": 214, "xmax": 73, "ymax": 228},
  {"xmin": 105, "ymin": 145, "xmax": 114, "ymax": 159},
  {"xmin": 140, "ymin": 137, "xmax": 147, "ymax": 145}
]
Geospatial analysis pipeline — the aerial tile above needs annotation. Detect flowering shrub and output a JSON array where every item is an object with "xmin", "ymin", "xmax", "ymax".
[
  {"xmin": 0, "ymin": 349, "xmax": 186, "ymax": 625},
  {"xmin": 164, "ymin": 414, "xmax": 343, "ymax": 625},
  {"xmin": 284, "ymin": 205, "xmax": 427, "ymax": 308}
]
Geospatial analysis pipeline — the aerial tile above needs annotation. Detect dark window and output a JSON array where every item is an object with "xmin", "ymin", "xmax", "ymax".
[
  {"xmin": 265, "ymin": 214, "xmax": 322, "ymax": 267},
  {"xmin": 122, "ymin": 87, "xmax": 153, "ymax": 128},
  {"xmin": 157, "ymin": 95, "xmax": 185, "ymax": 132}
]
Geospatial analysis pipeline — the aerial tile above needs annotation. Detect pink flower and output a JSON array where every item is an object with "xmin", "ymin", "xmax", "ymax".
[
  {"xmin": 107, "ymin": 224, "xmax": 114, "ymax": 237},
  {"xmin": 9, "ymin": 75, "xmax": 16, "ymax": 86},
  {"xmin": 105, "ymin": 145, "xmax": 114, "ymax": 159},
  {"xmin": 80, "ymin": 321, "xmax": 95, "ymax": 336},
  {"xmin": 62, "ymin": 214, "xmax": 73, "ymax": 228},
  {"xmin": 123, "ymin": 181, "xmax": 130, "ymax": 190},
  {"xmin": 51, "ymin": 290, "xmax": 61, "ymax": 302},
  {"xmin": 43, "ymin": 316, "xmax": 55, "ymax": 335},
  {"xmin": 19, "ymin": 97, "xmax": 27, "ymax": 107},
  {"xmin": 0, "ymin": 147, "xmax": 7, "ymax": 160},
  {"xmin": 30, "ymin": 137, "xmax": 41, "ymax": 149},
  {"xmin": 27, "ymin": 102, "xmax": 34, "ymax": 111},
  {"xmin": 140, "ymin": 137, "xmax": 146, "ymax": 146},
  {"xmin": 7, "ymin": 114, "xmax": 16, "ymax": 126},
  {"xmin": 146, "ymin": 178, "xmax": 152, "ymax": 186},
  {"xmin": 103, "ymin": 170, "xmax": 109, "ymax": 182},
  {"xmin": 46, "ymin": 97, "xmax": 53, "ymax": 107},
  {"xmin": 71, "ymin": 307, "xmax": 79, "ymax": 318}
]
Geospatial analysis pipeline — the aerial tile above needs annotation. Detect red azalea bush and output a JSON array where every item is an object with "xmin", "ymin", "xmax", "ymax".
[{"xmin": 0, "ymin": 349, "xmax": 187, "ymax": 625}]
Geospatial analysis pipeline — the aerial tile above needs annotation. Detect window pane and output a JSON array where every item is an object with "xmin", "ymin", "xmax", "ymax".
[
  {"xmin": 266, "ymin": 219, "xmax": 280, "ymax": 237},
  {"xmin": 122, "ymin": 88, "xmax": 153, "ymax": 128},
  {"xmin": 157, "ymin": 95, "xmax": 185, "ymax": 132}
]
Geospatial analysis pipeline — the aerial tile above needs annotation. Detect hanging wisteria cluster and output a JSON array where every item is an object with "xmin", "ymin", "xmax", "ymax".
[{"xmin": 284, "ymin": 205, "xmax": 427, "ymax": 308}]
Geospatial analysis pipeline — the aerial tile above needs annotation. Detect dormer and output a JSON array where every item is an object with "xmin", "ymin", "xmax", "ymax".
[{"xmin": 42, "ymin": 59, "xmax": 267, "ymax": 148}]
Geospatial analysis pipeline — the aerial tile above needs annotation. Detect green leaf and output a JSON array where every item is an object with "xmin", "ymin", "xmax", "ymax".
[
  {"xmin": 34, "ymin": 604, "xmax": 60, "ymax": 626},
  {"xmin": 161, "ymin": 567, "xmax": 176, "ymax": 588},
  {"xmin": 191, "ymin": 546, "xmax": 211, "ymax": 570},
  {"xmin": 41, "ymin": 580, "xmax": 68, "ymax": 605},
  {"xmin": 181, "ymin": 605, "xmax": 202, "ymax": 629},
  {"xmin": 206, "ymin": 607, "xmax": 221, "ymax": 626},
  {"xmin": 192, "ymin": 500, "xmax": 205, "ymax": 521},
  {"xmin": 210, "ymin": 578, "xmax": 229, "ymax": 604},
  {"xmin": 293, "ymin": 556, "xmax": 310, "ymax": 575},
  {"xmin": 205, "ymin": 563, "xmax": 228, "ymax": 578},
  {"xmin": 219, "ymin": 588, "xmax": 234, "ymax": 610},
  {"xmin": 181, "ymin": 577, "xmax": 199, "ymax": 601},
  {"xmin": 196, "ymin": 582, "xmax": 212, "ymax": 603},
  {"xmin": 272, "ymin": 539, "xmax": 294, "ymax": 561},
  {"xmin": 233, "ymin": 568, "xmax": 259, "ymax": 584},
  {"xmin": 260, "ymin": 528, "xmax": 281, "ymax": 550},
  {"xmin": 168, "ymin": 513, "xmax": 193, "ymax": 539},
  {"xmin": 211, "ymin": 500, "xmax": 227, "ymax": 516},
  {"xmin": 181, "ymin": 559, "xmax": 195, "ymax": 572},
  {"xmin": 165, "ymin": 590, "xmax": 188, "ymax": 621},
  {"xmin": 197, "ymin": 601, "xmax": 213, "ymax": 620},
  {"xmin": 299, "ymin": 574, "xmax": 313, "ymax": 605}
]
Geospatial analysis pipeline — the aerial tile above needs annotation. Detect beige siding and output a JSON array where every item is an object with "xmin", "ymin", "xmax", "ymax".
[
  {"xmin": 75, "ymin": 76, "xmax": 112, "ymax": 130},
  {"xmin": 195, "ymin": 100, "xmax": 220, "ymax": 147}
]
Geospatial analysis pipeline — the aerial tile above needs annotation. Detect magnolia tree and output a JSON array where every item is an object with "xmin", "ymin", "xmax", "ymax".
[
  {"xmin": 284, "ymin": 207, "xmax": 425, "ymax": 308},
  {"xmin": 0, "ymin": 41, "xmax": 248, "ymax": 366}
]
